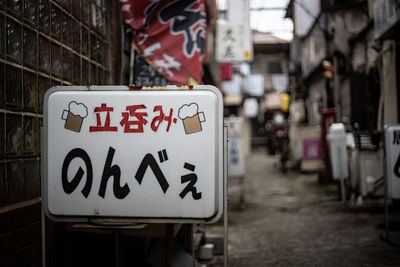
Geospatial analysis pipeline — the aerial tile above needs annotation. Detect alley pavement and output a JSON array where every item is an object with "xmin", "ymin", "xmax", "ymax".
[{"xmin": 205, "ymin": 151, "xmax": 400, "ymax": 267}]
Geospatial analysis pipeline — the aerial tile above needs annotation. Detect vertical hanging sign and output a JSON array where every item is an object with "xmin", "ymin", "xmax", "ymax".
[
  {"xmin": 216, "ymin": 22, "xmax": 246, "ymax": 62},
  {"xmin": 227, "ymin": 0, "xmax": 253, "ymax": 61}
]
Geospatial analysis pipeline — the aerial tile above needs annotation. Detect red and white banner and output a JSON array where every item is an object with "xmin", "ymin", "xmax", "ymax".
[{"xmin": 120, "ymin": 0, "xmax": 207, "ymax": 85}]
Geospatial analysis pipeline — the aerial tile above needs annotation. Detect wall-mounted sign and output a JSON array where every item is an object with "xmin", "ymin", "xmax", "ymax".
[
  {"xmin": 384, "ymin": 125, "xmax": 400, "ymax": 199},
  {"xmin": 43, "ymin": 86, "xmax": 223, "ymax": 223},
  {"xmin": 225, "ymin": 117, "xmax": 245, "ymax": 177},
  {"xmin": 216, "ymin": 21, "xmax": 248, "ymax": 62},
  {"xmin": 227, "ymin": 0, "xmax": 253, "ymax": 62}
]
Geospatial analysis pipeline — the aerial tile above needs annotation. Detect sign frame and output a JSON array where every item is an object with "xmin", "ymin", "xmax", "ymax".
[
  {"xmin": 42, "ymin": 85, "xmax": 224, "ymax": 224},
  {"xmin": 384, "ymin": 124, "xmax": 400, "ymax": 199}
]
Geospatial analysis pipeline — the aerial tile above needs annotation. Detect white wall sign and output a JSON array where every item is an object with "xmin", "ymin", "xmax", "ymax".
[
  {"xmin": 228, "ymin": 0, "xmax": 253, "ymax": 62},
  {"xmin": 384, "ymin": 125, "xmax": 400, "ymax": 199},
  {"xmin": 216, "ymin": 21, "xmax": 247, "ymax": 62},
  {"xmin": 225, "ymin": 117, "xmax": 245, "ymax": 177},
  {"xmin": 43, "ymin": 86, "xmax": 223, "ymax": 223}
]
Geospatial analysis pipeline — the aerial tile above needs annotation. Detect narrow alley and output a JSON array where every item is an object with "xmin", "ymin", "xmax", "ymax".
[{"xmin": 206, "ymin": 151, "xmax": 400, "ymax": 267}]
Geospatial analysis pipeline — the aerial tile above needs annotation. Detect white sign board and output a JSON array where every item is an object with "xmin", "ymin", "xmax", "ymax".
[
  {"xmin": 225, "ymin": 117, "xmax": 245, "ymax": 177},
  {"xmin": 384, "ymin": 125, "xmax": 400, "ymax": 199},
  {"xmin": 228, "ymin": 0, "xmax": 253, "ymax": 62},
  {"xmin": 43, "ymin": 85, "xmax": 223, "ymax": 223},
  {"xmin": 216, "ymin": 21, "xmax": 249, "ymax": 62}
]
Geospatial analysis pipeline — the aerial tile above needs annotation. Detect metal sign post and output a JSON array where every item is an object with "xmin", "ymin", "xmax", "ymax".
[
  {"xmin": 41, "ymin": 128, "xmax": 46, "ymax": 267},
  {"xmin": 223, "ymin": 126, "xmax": 228, "ymax": 267},
  {"xmin": 337, "ymin": 146, "xmax": 346, "ymax": 203}
]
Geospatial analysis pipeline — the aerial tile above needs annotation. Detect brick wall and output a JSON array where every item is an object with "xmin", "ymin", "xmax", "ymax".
[{"xmin": 0, "ymin": 200, "xmax": 42, "ymax": 266}]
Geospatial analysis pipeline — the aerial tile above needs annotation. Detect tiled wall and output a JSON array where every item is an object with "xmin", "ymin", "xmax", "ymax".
[
  {"xmin": 0, "ymin": 0, "xmax": 110, "ymax": 208},
  {"xmin": 0, "ymin": 1, "xmax": 113, "ymax": 266}
]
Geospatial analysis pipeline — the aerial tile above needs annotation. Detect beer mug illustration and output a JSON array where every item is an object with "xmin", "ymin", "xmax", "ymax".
[
  {"xmin": 61, "ymin": 101, "xmax": 88, "ymax": 132},
  {"xmin": 178, "ymin": 103, "xmax": 206, "ymax": 134}
]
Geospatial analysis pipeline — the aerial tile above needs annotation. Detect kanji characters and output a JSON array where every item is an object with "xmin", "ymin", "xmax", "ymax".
[
  {"xmin": 223, "ymin": 45, "xmax": 235, "ymax": 59},
  {"xmin": 120, "ymin": 104, "xmax": 148, "ymax": 133},
  {"xmin": 90, "ymin": 103, "xmax": 118, "ymax": 132},
  {"xmin": 223, "ymin": 28, "xmax": 235, "ymax": 42}
]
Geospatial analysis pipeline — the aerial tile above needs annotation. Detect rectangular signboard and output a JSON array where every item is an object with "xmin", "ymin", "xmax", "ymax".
[
  {"xmin": 216, "ymin": 21, "xmax": 248, "ymax": 62},
  {"xmin": 225, "ymin": 117, "xmax": 245, "ymax": 177},
  {"xmin": 384, "ymin": 125, "xmax": 400, "ymax": 199},
  {"xmin": 227, "ymin": 0, "xmax": 253, "ymax": 62},
  {"xmin": 43, "ymin": 85, "xmax": 223, "ymax": 223}
]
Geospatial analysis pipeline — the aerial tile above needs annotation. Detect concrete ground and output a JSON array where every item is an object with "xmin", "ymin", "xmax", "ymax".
[{"xmin": 204, "ymin": 151, "xmax": 400, "ymax": 267}]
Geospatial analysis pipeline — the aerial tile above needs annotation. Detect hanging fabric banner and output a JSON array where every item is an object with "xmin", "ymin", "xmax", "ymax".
[{"xmin": 120, "ymin": 0, "xmax": 206, "ymax": 85}]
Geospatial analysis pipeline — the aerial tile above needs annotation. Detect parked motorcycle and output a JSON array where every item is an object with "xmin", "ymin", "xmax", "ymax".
[{"xmin": 266, "ymin": 112, "xmax": 290, "ymax": 172}]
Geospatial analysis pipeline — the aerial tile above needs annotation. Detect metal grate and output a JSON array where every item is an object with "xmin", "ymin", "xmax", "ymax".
[{"xmin": 0, "ymin": 0, "xmax": 111, "ymax": 208}]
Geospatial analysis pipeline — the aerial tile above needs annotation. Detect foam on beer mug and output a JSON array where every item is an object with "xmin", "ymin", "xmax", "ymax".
[
  {"xmin": 178, "ymin": 103, "xmax": 198, "ymax": 120},
  {"xmin": 69, "ymin": 101, "xmax": 88, "ymax": 118}
]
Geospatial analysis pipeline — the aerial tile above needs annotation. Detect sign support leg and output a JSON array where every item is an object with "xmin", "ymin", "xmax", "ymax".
[
  {"xmin": 239, "ymin": 176, "xmax": 245, "ymax": 208},
  {"xmin": 223, "ymin": 126, "xmax": 228, "ymax": 267},
  {"xmin": 114, "ymin": 229, "xmax": 123, "ymax": 267},
  {"xmin": 384, "ymin": 178, "xmax": 390, "ymax": 241},
  {"xmin": 41, "ymin": 202, "xmax": 46, "ymax": 267},
  {"xmin": 191, "ymin": 224, "xmax": 195, "ymax": 267},
  {"xmin": 335, "ymin": 147, "xmax": 346, "ymax": 204},
  {"xmin": 41, "ymin": 128, "xmax": 46, "ymax": 267},
  {"xmin": 340, "ymin": 177, "xmax": 345, "ymax": 203},
  {"xmin": 161, "ymin": 224, "xmax": 173, "ymax": 267}
]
